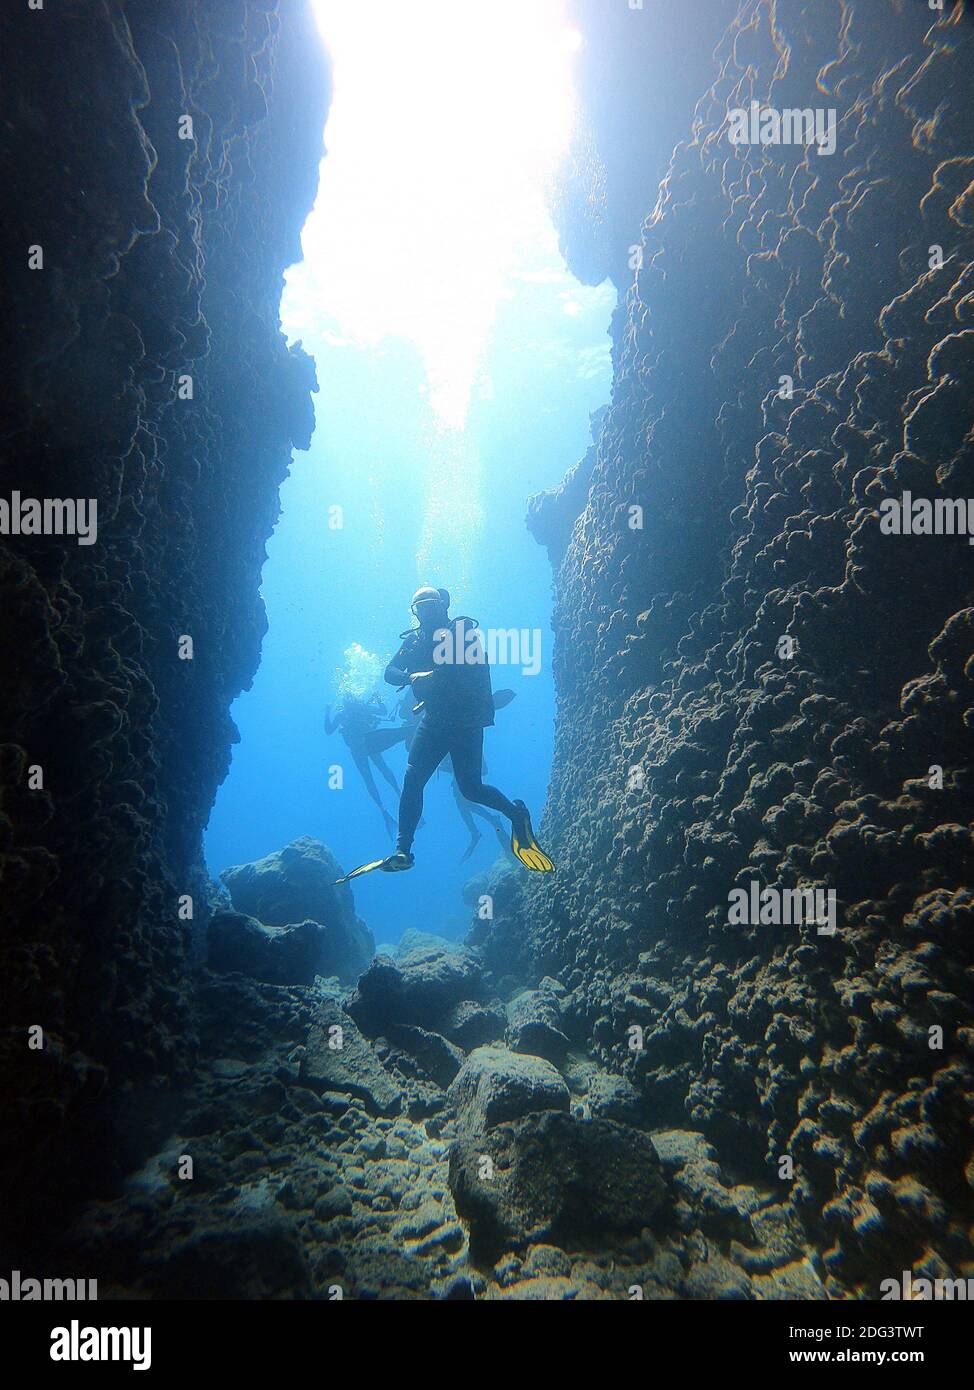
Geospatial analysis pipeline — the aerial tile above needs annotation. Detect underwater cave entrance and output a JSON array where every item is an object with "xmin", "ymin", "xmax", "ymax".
[{"xmin": 204, "ymin": 0, "xmax": 616, "ymax": 944}]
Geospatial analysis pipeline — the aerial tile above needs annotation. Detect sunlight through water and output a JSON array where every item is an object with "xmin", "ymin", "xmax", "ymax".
[{"xmin": 282, "ymin": 0, "xmax": 586, "ymax": 583}]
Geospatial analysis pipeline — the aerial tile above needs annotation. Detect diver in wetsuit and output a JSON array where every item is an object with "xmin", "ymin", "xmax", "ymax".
[
  {"xmin": 324, "ymin": 693, "xmax": 403, "ymax": 839},
  {"xmin": 380, "ymin": 586, "xmax": 553, "ymax": 873},
  {"xmin": 334, "ymin": 587, "xmax": 554, "ymax": 884},
  {"xmin": 395, "ymin": 687, "xmax": 513, "ymax": 862}
]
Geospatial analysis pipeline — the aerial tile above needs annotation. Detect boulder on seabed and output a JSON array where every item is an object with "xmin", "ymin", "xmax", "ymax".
[
  {"xmin": 449, "ymin": 1109, "xmax": 668, "ymax": 1260},
  {"xmin": 395, "ymin": 928, "xmax": 460, "ymax": 956},
  {"xmin": 346, "ymin": 944, "xmax": 484, "ymax": 1034},
  {"xmin": 208, "ymin": 910, "xmax": 337, "ymax": 987},
  {"xmin": 443, "ymin": 999, "xmax": 507, "ymax": 1050},
  {"xmin": 583, "ymin": 1070, "xmax": 647, "ymax": 1125},
  {"xmin": 300, "ymin": 998, "xmax": 402, "ymax": 1116},
  {"xmin": 562, "ymin": 1053, "xmax": 648, "ymax": 1125},
  {"xmin": 505, "ymin": 988, "xmax": 570, "ymax": 1063},
  {"xmin": 218, "ymin": 837, "xmax": 374, "ymax": 983},
  {"xmin": 447, "ymin": 1044, "xmax": 570, "ymax": 1138},
  {"xmin": 373, "ymin": 928, "xmax": 461, "ymax": 959},
  {"xmin": 386, "ymin": 1024, "xmax": 466, "ymax": 1089}
]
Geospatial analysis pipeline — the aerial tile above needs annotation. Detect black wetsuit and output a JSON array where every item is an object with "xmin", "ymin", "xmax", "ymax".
[{"xmin": 385, "ymin": 617, "xmax": 516, "ymax": 854}]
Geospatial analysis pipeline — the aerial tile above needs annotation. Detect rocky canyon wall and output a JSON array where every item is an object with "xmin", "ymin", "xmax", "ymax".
[
  {"xmin": 517, "ymin": 0, "xmax": 974, "ymax": 1288},
  {"xmin": 0, "ymin": 0, "xmax": 328, "ymax": 1234}
]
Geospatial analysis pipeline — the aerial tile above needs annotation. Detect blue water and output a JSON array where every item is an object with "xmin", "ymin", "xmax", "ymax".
[{"xmin": 204, "ymin": 217, "xmax": 614, "ymax": 948}]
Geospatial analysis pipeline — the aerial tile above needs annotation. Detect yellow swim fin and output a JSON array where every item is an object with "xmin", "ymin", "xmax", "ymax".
[
  {"xmin": 510, "ymin": 801, "xmax": 555, "ymax": 873},
  {"xmin": 335, "ymin": 851, "xmax": 414, "ymax": 884},
  {"xmin": 335, "ymin": 858, "xmax": 385, "ymax": 884}
]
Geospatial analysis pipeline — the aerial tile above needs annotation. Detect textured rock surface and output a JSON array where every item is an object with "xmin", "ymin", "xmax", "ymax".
[
  {"xmin": 449, "ymin": 1111, "xmax": 668, "ymax": 1259},
  {"xmin": 53, "ymin": 966, "xmax": 800, "ymax": 1300},
  {"xmin": 568, "ymin": 1060, "xmax": 647, "ymax": 1126},
  {"xmin": 0, "ymin": 0, "xmax": 329, "ymax": 1232},
  {"xmin": 447, "ymin": 1045, "xmax": 571, "ymax": 1137},
  {"xmin": 208, "ymin": 910, "xmax": 335, "ymax": 986},
  {"xmin": 386, "ymin": 1025, "xmax": 466, "ymax": 1090},
  {"xmin": 301, "ymin": 1000, "xmax": 403, "ymax": 1116},
  {"xmin": 443, "ymin": 999, "xmax": 507, "ymax": 1050},
  {"xmin": 347, "ymin": 945, "xmax": 485, "ymax": 1034},
  {"xmin": 504, "ymin": 988, "xmax": 571, "ymax": 1063},
  {"xmin": 218, "ymin": 838, "xmax": 374, "ymax": 981},
  {"xmin": 223, "ymin": 837, "xmax": 345, "ymax": 924},
  {"xmin": 5, "ymin": 0, "xmax": 973, "ymax": 1301},
  {"xmin": 479, "ymin": 0, "xmax": 974, "ymax": 1291}
]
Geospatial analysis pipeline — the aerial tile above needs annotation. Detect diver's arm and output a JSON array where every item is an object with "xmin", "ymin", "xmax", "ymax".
[
  {"xmin": 324, "ymin": 707, "xmax": 340, "ymax": 735},
  {"xmin": 384, "ymin": 661, "xmax": 410, "ymax": 688},
  {"xmin": 384, "ymin": 641, "xmax": 412, "ymax": 688}
]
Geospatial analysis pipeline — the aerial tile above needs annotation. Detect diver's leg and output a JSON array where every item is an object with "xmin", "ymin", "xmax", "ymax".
[
  {"xmin": 451, "ymin": 777, "xmax": 479, "ymax": 831},
  {"xmin": 451, "ymin": 777, "xmax": 482, "ymax": 860},
  {"xmin": 450, "ymin": 729, "xmax": 552, "ymax": 871},
  {"xmin": 351, "ymin": 747, "xmax": 396, "ymax": 836},
  {"xmin": 370, "ymin": 749, "xmax": 402, "ymax": 796},
  {"xmin": 368, "ymin": 727, "xmax": 407, "ymax": 753},
  {"xmin": 362, "ymin": 728, "xmax": 405, "ymax": 794},
  {"xmin": 350, "ymin": 746, "xmax": 383, "ymax": 806},
  {"xmin": 449, "ymin": 728, "xmax": 517, "ymax": 821},
  {"xmin": 397, "ymin": 721, "xmax": 449, "ymax": 855},
  {"xmin": 464, "ymin": 752, "xmax": 501, "ymax": 826}
]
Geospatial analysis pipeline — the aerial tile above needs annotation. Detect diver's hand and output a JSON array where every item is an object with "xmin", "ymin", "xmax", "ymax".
[{"xmin": 409, "ymin": 670, "xmax": 435, "ymax": 695}]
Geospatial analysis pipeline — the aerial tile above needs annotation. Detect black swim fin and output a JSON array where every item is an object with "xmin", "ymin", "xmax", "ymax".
[
  {"xmin": 510, "ymin": 801, "xmax": 555, "ymax": 873},
  {"xmin": 335, "ymin": 851, "xmax": 414, "ymax": 884}
]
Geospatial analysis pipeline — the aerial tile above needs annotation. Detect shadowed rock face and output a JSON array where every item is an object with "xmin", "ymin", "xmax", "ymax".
[
  {"xmin": 447, "ymin": 1045, "xmax": 571, "ymax": 1138},
  {"xmin": 3, "ymin": 0, "xmax": 973, "ymax": 1302},
  {"xmin": 0, "ymin": 0, "xmax": 330, "ymax": 1230},
  {"xmin": 220, "ymin": 838, "xmax": 349, "ymax": 926},
  {"xmin": 347, "ymin": 945, "xmax": 486, "ymax": 1035},
  {"xmin": 301, "ymin": 999, "xmax": 404, "ymax": 1116},
  {"xmin": 217, "ymin": 837, "xmax": 375, "ymax": 980},
  {"xmin": 490, "ymin": 0, "xmax": 974, "ymax": 1289},
  {"xmin": 449, "ymin": 1111, "xmax": 668, "ymax": 1261},
  {"xmin": 550, "ymin": 0, "xmax": 739, "ymax": 289}
]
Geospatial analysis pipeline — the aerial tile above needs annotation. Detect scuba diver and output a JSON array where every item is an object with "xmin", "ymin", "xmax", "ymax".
[
  {"xmin": 324, "ymin": 692, "xmax": 403, "ymax": 839},
  {"xmin": 336, "ymin": 586, "xmax": 554, "ymax": 882},
  {"xmin": 394, "ymin": 685, "xmax": 516, "ymax": 862}
]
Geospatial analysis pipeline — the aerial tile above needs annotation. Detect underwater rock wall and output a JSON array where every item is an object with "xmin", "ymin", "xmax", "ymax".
[
  {"xmin": 524, "ymin": 0, "xmax": 974, "ymax": 1287},
  {"xmin": 0, "ymin": 0, "xmax": 328, "ymax": 1228}
]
